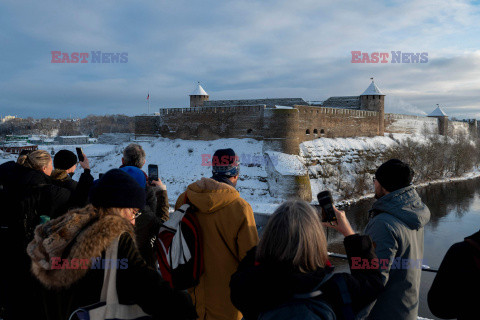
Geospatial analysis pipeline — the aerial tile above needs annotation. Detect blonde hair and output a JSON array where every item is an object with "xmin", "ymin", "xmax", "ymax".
[
  {"xmin": 17, "ymin": 150, "xmax": 51, "ymax": 171},
  {"xmin": 256, "ymin": 200, "xmax": 328, "ymax": 273}
]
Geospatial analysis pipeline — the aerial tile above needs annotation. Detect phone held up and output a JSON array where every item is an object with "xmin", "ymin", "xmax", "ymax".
[
  {"xmin": 148, "ymin": 164, "xmax": 159, "ymax": 181},
  {"xmin": 317, "ymin": 191, "xmax": 337, "ymax": 224},
  {"xmin": 76, "ymin": 147, "xmax": 84, "ymax": 162}
]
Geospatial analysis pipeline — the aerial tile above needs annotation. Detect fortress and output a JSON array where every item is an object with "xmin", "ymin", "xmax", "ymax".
[{"xmin": 135, "ymin": 81, "xmax": 479, "ymax": 201}]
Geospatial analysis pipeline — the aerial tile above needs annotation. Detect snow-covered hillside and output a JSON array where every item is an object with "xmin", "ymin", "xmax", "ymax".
[{"xmin": 1, "ymin": 133, "xmax": 478, "ymax": 215}]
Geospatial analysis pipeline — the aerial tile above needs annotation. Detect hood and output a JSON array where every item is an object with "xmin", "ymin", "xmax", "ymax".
[
  {"xmin": 231, "ymin": 258, "xmax": 332, "ymax": 316},
  {"xmin": 186, "ymin": 177, "xmax": 240, "ymax": 213},
  {"xmin": 371, "ymin": 185, "xmax": 430, "ymax": 230},
  {"xmin": 27, "ymin": 204, "xmax": 134, "ymax": 289}
]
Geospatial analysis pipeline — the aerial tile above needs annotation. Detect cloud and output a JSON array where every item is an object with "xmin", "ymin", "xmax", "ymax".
[{"xmin": 0, "ymin": 0, "xmax": 479, "ymax": 119}]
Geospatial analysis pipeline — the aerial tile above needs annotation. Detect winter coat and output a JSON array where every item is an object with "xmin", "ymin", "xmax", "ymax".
[
  {"xmin": 51, "ymin": 168, "xmax": 94, "ymax": 209},
  {"xmin": 230, "ymin": 234, "xmax": 384, "ymax": 320},
  {"xmin": 0, "ymin": 161, "xmax": 71, "ymax": 220},
  {"xmin": 136, "ymin": 187, "xmax": 169, "ymax": 267},
  {"xmin": 175, "ymin": 177, "xmax": 259, "ymax": 320},
  {"xmin": 0, "ymin": 161, "xmax": 72, "ymax": 320},
  {"xmin": 362, "ymin": 185, "xmax": 430, "ymax": 320},
  {"xmin": 428, "ymin": 230, "xmax": 480, "ymax": 320},
  {"xmin": 27, "ymin": 204, "xmax": 197, "ymax": 320}
]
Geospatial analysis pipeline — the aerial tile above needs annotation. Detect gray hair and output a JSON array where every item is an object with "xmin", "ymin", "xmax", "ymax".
[
  {"xmin": 122, "ymin": 144, "xmax": 146, "ymax": 168},
  {"xmin": 256, "ymin": 200, "xmax": 328, "ymax": 273}
]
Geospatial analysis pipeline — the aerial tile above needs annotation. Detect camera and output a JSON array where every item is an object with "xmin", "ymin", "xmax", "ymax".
[{"xmin": 317, "ymin": 191, "xmax": 337, "ymax": 223}]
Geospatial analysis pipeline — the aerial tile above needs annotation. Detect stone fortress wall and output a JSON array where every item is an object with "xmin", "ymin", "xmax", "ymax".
[{"xmin": 134, "ymin": 82, "xmax": 479, "ymax": 202}]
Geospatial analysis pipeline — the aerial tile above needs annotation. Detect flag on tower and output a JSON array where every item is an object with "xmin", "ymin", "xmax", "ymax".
[{"xmin": 147, "ymin": 93, "xmax": 150, "ymax": 100}]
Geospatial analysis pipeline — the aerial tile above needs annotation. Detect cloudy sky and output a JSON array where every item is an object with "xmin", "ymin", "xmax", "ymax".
[{"xmin": 0, "ymin": 0, "xmax": 479, "ymax": 119}]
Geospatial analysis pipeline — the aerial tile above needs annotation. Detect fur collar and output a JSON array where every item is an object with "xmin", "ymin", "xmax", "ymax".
[
  {"xmin": 50, "ymin": 168, "xmax": 69, "ymax": 181},
  {"xmin": 27, "ymin": 204, "xmax": 135, "ymax": 289}
]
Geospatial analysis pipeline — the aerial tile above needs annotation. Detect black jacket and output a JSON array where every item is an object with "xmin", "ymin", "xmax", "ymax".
[
  {"xmin": 51, "ymin": 168, "xmax": 94, "ymax": 210},
  {"xmin": 428, "ymin": 230, "xmax": 480, "ymax": 320},
  {"xmin": 0, "ymin": 161, "xmax": 71, "ymax": 320},
  {"xmin": 230, "ymin": 234, "xmax": 384, "ymax": 320},
  {"xmin": 0, "ymin": 161, "xmax": 71, "ymax": 219},
  {"xmin": 136, "ymin": 187, "xmax": 169, "ymax": 267}
]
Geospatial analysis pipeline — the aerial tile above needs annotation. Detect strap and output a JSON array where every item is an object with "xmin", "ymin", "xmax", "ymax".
[
  {"xmin": 333, "ymin": 276, "xmax": 355, "ymax": 320},
  {"xmin": 100, "ymin": 236, "xmax": 120, "ymax": 304},
  {"xmin": 293, "ymin": 272, "xmax": 333, "ymax": 299}
]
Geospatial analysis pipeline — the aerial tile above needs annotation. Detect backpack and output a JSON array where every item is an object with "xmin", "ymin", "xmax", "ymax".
[
  {"xmin": 259, "ymin": 273, "xmax": 354, "ymax": 320},
  {"xmin": 155, "ymin": 203, "xmax": 204, "ymax": 290}
]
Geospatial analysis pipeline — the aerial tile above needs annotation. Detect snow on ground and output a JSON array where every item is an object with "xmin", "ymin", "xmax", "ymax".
[
  {"xmin": 301, "ymin": 134, "xmax": 434, "ymax": 204},
  {"xmin": 1, "ymin": 138, "xmax": 284, "ymax": 214},
  {"xmin": 1, "ymin": 133, "xmax": 478, "ymax": 215},
  {"xmin": 265, "ymin": 151, "xmax": 307, "ymax": 175}
]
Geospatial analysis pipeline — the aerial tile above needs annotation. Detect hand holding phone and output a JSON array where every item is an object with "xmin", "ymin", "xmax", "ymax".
[{"xmin": 317, "ymin": 191, "xmax": 337, "ymax": 223}]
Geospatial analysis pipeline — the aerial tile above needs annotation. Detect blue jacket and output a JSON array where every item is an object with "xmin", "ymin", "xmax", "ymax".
[{"xmin": 363, "ymin": 185, "xmax": 430, "ymax": 320}]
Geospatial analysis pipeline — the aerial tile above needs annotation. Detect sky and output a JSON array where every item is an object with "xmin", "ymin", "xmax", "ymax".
[{"xmin": 0, "ymin": 0, "xmax": 479, "ymax": 119}]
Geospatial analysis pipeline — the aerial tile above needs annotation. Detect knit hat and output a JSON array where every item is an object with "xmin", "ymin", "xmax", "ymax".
[
  {"xmin": 212, "ymin": 148, "xmax": 240, "ymax": 177},
  {"xmin": 375, "ymin": 159, "xmax": 414, "ymax": 192},
  {"xmin": 120, "ymin": 166, "xmax": 147, "ymax": 188},
  {"xmin": 89, "ymin": 169, "xmax": 146, "ymax": 209},
  {"xmin": 53, "ymin": 150, "xmax": 77, "ymax": 170}
]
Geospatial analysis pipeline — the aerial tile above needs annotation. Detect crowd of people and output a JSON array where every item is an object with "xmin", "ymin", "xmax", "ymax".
[{"xmin": 0, "ymin": 144, "xmax": 478, "ymax": 320}]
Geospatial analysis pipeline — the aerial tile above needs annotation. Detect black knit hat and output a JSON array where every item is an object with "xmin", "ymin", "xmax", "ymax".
[
  {"xmin": 53, "ymin": 150, "xmax": 78, "ymax": 170},
  {"xmin": 375, "ymin": 159, "xmax": 414, "ymax": 192},
  {"xmin": 89, "ymin": 169, "xmax": 146, "ymax": 209},
  {"xmin": 212, "ymin": 148, "xmax": 240, "ymax": 177}
]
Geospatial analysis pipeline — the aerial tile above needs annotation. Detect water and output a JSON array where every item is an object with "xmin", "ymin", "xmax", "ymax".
[{"xmin": 254, "ymin": 178, "xmax": 480, "ymax": 319}]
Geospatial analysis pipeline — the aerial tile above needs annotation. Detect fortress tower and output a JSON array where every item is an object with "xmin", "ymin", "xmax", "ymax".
[
  {"xmin": 189, "ymin": 82, "xmax": 209, "ymax": 107},
  {"xmin": 428, "ymin": 104, "xmax": 448, "ymax": 135},
  {"xmin": 360, "ymin": 79, "xmax": 385, "ymax": 135}
]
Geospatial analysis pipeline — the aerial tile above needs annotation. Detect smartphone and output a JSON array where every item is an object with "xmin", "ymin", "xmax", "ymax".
[
  {"xmin": 317, "ymin": 191, "xmax": 337, "ymax": 223},
  {"xmin": 76, "ymin": 147, "xmax": 84, "ymax": 162},
  {"xmin": 148, "ymin": 164, "xmax": 159, "ymax": 181}
]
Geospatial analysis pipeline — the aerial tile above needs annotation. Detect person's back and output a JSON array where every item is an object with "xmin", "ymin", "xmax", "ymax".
[
  {"xmin": 175, "ymin": 148, "xmax": 258, "ymax": 320},
  {"xmin": 363, "ymin": 159, "xmax": 430, "ymax": 320},
  {"xmin": 428, "ymin": 230, "xmax": 480, "ymax": 319}
]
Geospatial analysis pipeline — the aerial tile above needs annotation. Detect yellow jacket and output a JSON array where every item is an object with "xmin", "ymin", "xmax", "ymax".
[{"xmin": 175, "ymin": 178, "xmax": 259, "ymax": 320}]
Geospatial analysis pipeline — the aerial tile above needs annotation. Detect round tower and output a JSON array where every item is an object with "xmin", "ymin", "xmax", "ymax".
[
  {"xmin": 189, "ymin": 82, "xmax": 209, "ymax": 108},
  {"xmin": 360, "ymin": 78, "xmax": 385, "ymax": 135},
  {"xmin": 428, "ymin": 104, "xmax": 449, "ymax": 136}
]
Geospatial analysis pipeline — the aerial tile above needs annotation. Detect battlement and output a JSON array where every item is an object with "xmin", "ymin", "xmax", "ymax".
[{"xmin": 159, "ymin": 105, "xmax": 265, "ymax": 115}]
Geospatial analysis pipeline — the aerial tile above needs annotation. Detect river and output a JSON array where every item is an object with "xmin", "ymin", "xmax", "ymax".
[{"xmin": 255, "ymin": 178, "xmax": 480, "ymax": 319}]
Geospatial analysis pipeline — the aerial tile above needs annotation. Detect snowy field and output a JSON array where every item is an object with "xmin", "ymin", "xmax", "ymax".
[
  {"xmin": 0, "ymin": 138, "xmax": 284, "ymax": 214},
  {"xmin": 1, "ymin": 133, "xmax": 478, "ymax": 216}
]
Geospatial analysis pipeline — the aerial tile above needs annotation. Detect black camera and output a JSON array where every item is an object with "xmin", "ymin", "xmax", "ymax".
[{"xmin": 317, "ymin": 191, "xmax": 337, "ymax": 223}]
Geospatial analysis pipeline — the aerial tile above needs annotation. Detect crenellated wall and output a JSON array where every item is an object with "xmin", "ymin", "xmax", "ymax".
[
  {"xmin": 155, "ymin": 106, "xmax": 264, "ymax": 140},
  {"xmin": 295, "ymin": 105, "xmax": 380, "ymax": 140}
]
